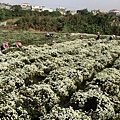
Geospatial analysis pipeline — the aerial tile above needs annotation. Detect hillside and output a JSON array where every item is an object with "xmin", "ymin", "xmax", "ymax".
[{"xmin": 0, "ymin": 31, "xmax": 120, "ymax": 120}]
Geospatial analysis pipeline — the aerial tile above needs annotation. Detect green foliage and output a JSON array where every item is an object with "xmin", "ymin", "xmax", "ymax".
[
  {"xmin": 11, "ymin": 5, "xmax": 22, "ymax": 12},
  {"xmin": 77, "ymin": 8, "xmax": 90, "ymax": 15},
  {"xmin": 0, "ymin": 9, "xmax": 11, "ymax": 21},
  {"xmin": 0, "ymin": 8, "xmax": 120, "ymax": 35}
]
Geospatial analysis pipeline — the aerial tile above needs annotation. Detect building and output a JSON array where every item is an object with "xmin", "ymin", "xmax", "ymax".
[
  {"xmin": 66, "ymin": 10, "xmax": 77, "ymax": 15},
  {"xmin": 21, "ymin": 3, "xmax": 31, "ymax": 10},
  {"xmin": 0, "ymin": 3, "xmax": 11, "ymax": 10},
  {"xmin": 42, "ymin": 7, "xmax": 54, "ymax": 12},
  {"xmin": 56, "ymin": 6, "xmax": 66, "ymax": 15},
  {"xmin": 91, "ymin": 10, "xmax": 100, "ymax": 15},
  {"xmin": 31, "ymin": 5, "xmax": 54, "ymax": 12},
  {"xmin": 109, "ymin": 9, "xmax": 120, "ymax": 15},
  {"xmin": 31, "ymin": 5, "xmax": 42, "ymax": 12}
]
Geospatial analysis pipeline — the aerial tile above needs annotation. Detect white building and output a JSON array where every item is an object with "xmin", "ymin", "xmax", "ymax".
[
  {"xmin": 56, "ymin": 6, "xmax": 66, "ymax": 15},
  {"xmin": 31, "ymin": 5, "xmax": 42, "ymax": 12},
  {"xmin": 21, "ymin": 3, "xmax": 54, "ymax": 12},
  {"xmin": 42, "ymin": 7, "xmax": 54, "ymax": 12},
  {"xmin": 31, "ymin": 5, "xmax": 54, "ymax": 12},
  {"xmin": 0, "ymin": 3, "xmax": 11, "ymax": 10},
  {"xmin": 109, "ymin": 9, "xmax": 120, "ymax": 15},
  {"xmin": 21, "ymin": 3, "xmax": 31, "ymax": 10}
]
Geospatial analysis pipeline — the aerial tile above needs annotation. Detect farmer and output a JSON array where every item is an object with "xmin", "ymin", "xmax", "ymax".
[
  {"xmin": 52, "ymin": 41, "xmax": 56, "ymax": 45},
  {"xmin": 15, "ymin": 42, "xmax": 22, "ymax": 47},
  {"xmin": 96, "ymin": 32, "xmax": 100, "ymax": 40},
  {"xmin": 1, "ymin": 42, "xmax": 9, "ymax": 50},
  {"xmin": 109, "ymin": 35, "xmax": 115, "ymax": 40},
  {"xmin": 80, "ymin": 35, "xmax": 84, "ymax": 39},
  {"xmin": 45, "ymin": 32, "xmax": 50, "ymax": 37},
  {"xmin": 12, "ymin": 42, "xmax": 22, "ymax": 48}
]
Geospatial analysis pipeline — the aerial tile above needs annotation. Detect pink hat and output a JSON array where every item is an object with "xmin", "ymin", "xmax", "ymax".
[
  {"xmin": 16, "ymin": 42, "xmax": 22, "ymax": 47},
  {"xmin": 2, "ymin": 42, "xmax": 9, "ymax": 49}
]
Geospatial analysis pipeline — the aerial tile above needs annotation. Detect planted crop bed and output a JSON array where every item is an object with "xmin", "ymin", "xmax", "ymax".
[{"xmin": 0, "ymin": 30, "xmax": 120, "ymax": 120}]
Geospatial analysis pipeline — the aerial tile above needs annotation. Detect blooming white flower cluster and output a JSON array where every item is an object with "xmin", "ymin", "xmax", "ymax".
[{"xmin": 0, "ymin": 34, "xmax": 120, "ymax": 119}]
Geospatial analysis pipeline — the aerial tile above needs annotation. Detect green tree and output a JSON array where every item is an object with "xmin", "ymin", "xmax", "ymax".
[
  {"xmin": 0, "ymin": 9, "xmax": 6, "ymax": 21},
  {"xmin": 11, "ymin": 5, "xmax": 22, "ymax": 12},
  {"xmin": 77, "ymin": 8, "xmax": 89, "ymax": 15}
]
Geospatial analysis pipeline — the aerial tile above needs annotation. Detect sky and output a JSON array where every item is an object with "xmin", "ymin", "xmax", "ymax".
[{"xmin": 0, "ymin": 0, "xmax": 120, "ymax": 12}]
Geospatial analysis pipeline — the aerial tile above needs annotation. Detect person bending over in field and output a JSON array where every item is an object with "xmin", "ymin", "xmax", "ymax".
[
  {"xmin": 13, "ymin": 42, "xmax": 22, "ymax": 48},
  {"xmin": 52, "ymin": 41, "xmax": 56, "ymax": 45},
  {"xmin": 45, "ymin": 32, "xmax": 54, "ymax": 37},
  {"xmin": 109, "ymin": 35, "xmax": 115, "ymax": 40},
  {"xmin": 45, "ymin": 32, "xmax": 50, "ymax": 37},
  {"xmin": 80, "ymin": 35, "xmax": 84, "ymax": 39},
  {"xmin": 1, "ymin": 42, "xmax": 9, "ymax": 51},
  {"xmin": 96, "ymin": 32, "xmax": 100, "ymax": 40},
  {"xmin": 16, "ymin": 42, "xmax": 22, "ymax": 47}
]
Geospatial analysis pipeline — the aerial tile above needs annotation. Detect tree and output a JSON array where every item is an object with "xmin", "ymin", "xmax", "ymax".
[
  {"xmin": 77, "ymin": 8, "xmax": 89, "ymax": 15},
  {"xmin": 11, "ymin": 5, "xmax": 22, "ymax": 12},
  {"xmin": 0, "ymin": 9, "xmax": 6, "ymax": 21}
]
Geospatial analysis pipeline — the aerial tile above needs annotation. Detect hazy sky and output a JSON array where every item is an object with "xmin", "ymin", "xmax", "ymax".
[{"xmin": 0, "ymin": 0, "xmax": 120, "ymax": 12}]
